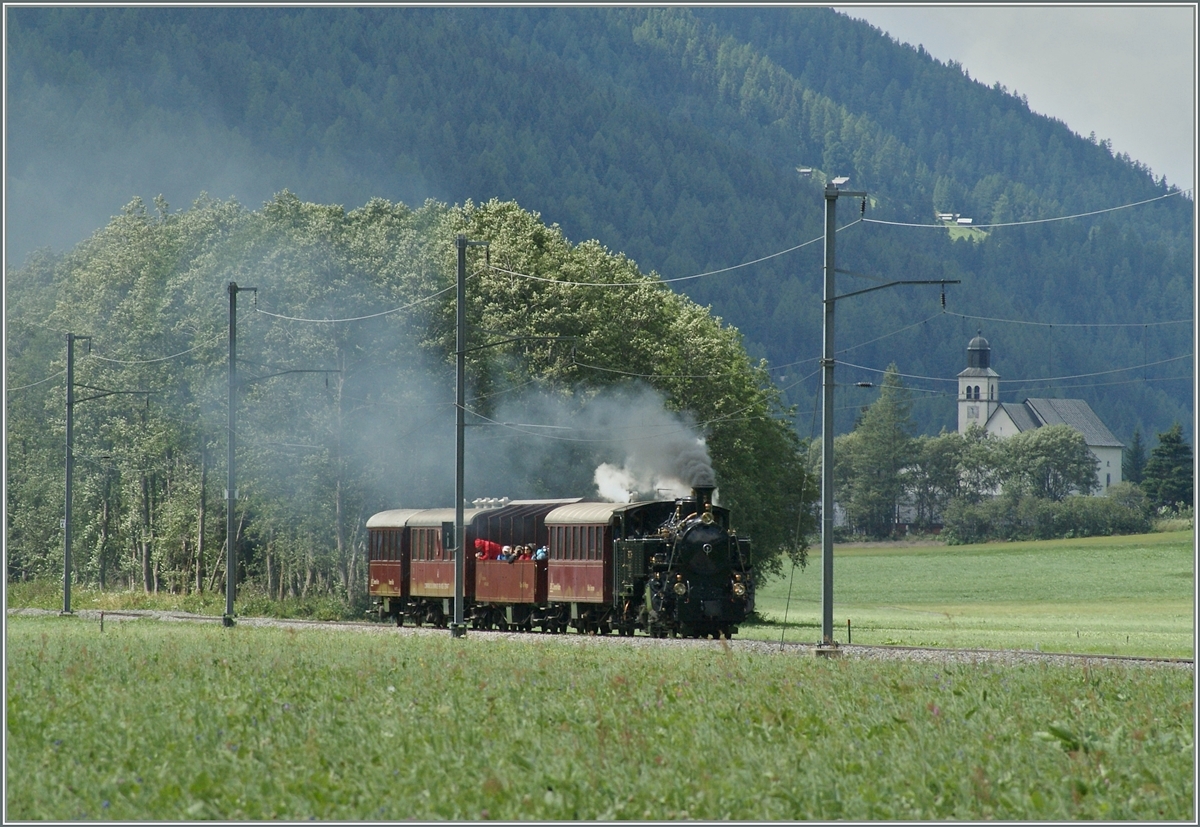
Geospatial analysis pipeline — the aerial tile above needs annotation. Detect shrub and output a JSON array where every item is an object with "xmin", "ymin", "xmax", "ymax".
[
  {"xmin": 942, "ymin": 491, "xmax": 1151, "ymax": 544},
  {"xmin": 1152, "ymin": 502, "xmax": 1195, "ymax": 533}
]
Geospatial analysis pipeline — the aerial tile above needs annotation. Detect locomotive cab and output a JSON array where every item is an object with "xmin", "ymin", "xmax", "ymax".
[{"xmin": 638, "ymin": 486, "xmax": 753, "ymax": 639}]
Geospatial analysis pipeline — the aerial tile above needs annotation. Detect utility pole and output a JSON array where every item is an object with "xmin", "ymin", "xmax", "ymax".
[
  {"xmin": 452, "ymin": 234, "xmax": 489, "ymax": 638},
  {"xmin": 819, "ymin": 181, "xmax": 957, "ymax": 651},
  {"xmin": 63, "ymin": 333, "xmax": 77, "ymax": 614},
  {"xmin": 821, "ymin": 182, "xmax": 865, "ymax": 649},
  {"xmin": 197, "ymin": 433, "xmax": 207, "ymax": 593},
  {"xmin": 453, "ymin": 237, "xmax": 467, "ymax": 638},
  {"xmin": 62, "ymin": 334, "xmax": 147, "ymax": 614},
  {"xmin": 225, "ymin": 282, "xmax": 255, "ymax": 627}
]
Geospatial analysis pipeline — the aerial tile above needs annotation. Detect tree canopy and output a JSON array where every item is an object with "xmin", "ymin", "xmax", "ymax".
[{"xmin": 5, "ymin": 194, "xmax": 814, "ymax": 597}]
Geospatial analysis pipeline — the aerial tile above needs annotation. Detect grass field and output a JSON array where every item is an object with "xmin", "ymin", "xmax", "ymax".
[
  {"xmin": 5, "ymin": 614, "xmax": 1193, "ymax": 820},
  {"xmin": 747, "ymin": 531, "xmax": 1195, "ymax": 658}
]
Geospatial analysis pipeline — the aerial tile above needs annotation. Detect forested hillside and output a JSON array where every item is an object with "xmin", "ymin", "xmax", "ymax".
[{"xmin": 6, "ymin": 6, "xmax": 1193, "ymax": 442}]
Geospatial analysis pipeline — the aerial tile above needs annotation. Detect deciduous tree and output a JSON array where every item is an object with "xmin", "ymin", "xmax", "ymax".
[{"xmin": 999, "ymin": 424, "xmax": 1098, "ymax": 502}]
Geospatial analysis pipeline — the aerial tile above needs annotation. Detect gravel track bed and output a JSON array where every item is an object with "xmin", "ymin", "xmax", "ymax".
[{"xmin": 10, "ymin": 607, "xmax": 1192, "ymax": 671}]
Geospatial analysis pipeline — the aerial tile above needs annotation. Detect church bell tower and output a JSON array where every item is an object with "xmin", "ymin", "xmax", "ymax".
[{"xmin": 957, "ymin": 332, "xmax": 1000, "ymax": 434}]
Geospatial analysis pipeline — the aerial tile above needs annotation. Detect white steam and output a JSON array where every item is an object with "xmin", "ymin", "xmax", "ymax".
[
  {"xmin": 581, "ymin": 385, "xmax": 717, "ymax": 502},
  {"xmin": 593, "ymin": 449, "xmax": 704, "ymax": 503},
  {"xmin": 476, "ymin": 382, "xmax": 716, "ymax": 503}
]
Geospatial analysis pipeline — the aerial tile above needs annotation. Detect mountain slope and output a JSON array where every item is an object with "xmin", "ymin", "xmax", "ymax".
[{"xmin": 6, "ymin": 6, "xmax": 1193, "ymax": 440}]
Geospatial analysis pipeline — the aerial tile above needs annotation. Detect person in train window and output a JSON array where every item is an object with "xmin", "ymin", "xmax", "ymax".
[
  {"xmin": 474, "ymin": 538, "xmax": 502, "ymax": 560},
  {"xmin": 534, "ymin": 545, "xmax": 548, "ymax": 561}
]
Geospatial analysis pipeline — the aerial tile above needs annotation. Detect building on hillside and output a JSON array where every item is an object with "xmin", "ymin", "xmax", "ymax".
[{"xmin": 957, "ymin": 333, "xmax": 1123, "ymax": 494}]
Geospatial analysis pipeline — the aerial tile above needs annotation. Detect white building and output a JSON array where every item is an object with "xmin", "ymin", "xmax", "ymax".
[{"xmin": 956, "ymin": 333, "xmax": 1123, "ymax": 494}]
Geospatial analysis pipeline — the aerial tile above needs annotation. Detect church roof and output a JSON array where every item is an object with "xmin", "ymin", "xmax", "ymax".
[
  {"xmin": 1024, "ymin": 398, "xmax": 1124, "ymax": 448},
  {"xmin": 991, "ymin": 398, "xmax": 1123, "ymax": 448},
  {"xmin": 996, "ymin": 402, "xmax": 1040, "ymax": 432}
]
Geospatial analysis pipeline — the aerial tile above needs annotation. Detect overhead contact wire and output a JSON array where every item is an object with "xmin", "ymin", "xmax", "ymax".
[
  {"xmin": 7, "ymin": 369, "xmax": 67, "ymax": 391},
  {"xmin": 943, "ymin": 311, "xmax": 1191, "ymax": 328},
  {"xmin": 863, "ymin": 188, "xmax": 1190, "ymax": 229},
  {"xmin": 839, "ymin": 353, "xmax": 1192, "ymax": 385},
  {"xmin": 87, "ymin": 333, "xmax": 226, "ymax": 364},
  {"xmin": 252, "ymin": 269, "xmax": 486, "ymax": 324},
  {"xmin": 485, "ymin": 220, "xmax": 859, "ymax": 289}
]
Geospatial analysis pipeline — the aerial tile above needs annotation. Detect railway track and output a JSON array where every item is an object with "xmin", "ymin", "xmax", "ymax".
[{"xmin": 9, "ymin": 607, "xmax": 1193, "ymax": 669}]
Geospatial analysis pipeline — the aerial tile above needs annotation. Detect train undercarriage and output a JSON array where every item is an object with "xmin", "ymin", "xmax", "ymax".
[{"xmin": 376, "ymin": 594, "xmax": 737, "ymax": 639}]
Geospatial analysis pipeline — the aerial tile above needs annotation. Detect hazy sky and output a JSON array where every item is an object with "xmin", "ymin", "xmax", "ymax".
[{"xmin": 834, "ymin": 4, "xmax": 1196, "ymax": 191}]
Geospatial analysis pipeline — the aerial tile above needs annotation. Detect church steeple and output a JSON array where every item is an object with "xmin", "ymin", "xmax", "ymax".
[
  {"xmin": 967, "ymin": 332, "xmax": 990, "ymax": 368},
  {"xmin": 957, "ymin": 331, "xmax": 1000, "ymax": 433}
]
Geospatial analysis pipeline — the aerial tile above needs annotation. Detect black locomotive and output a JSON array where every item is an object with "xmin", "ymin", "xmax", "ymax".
[{"xmin": 367, "ymin": 485, "xmax": 754, "ymax": 638}]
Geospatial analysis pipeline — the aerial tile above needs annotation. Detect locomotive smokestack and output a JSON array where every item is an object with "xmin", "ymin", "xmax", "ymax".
[{"xmin": 691, "ymin": 485, "xmax": 715, "ymax": 508}]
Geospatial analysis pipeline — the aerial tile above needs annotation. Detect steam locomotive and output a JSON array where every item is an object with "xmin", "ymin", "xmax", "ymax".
[{"xmin": 366, "ymin": 485, "xmax": 753, "ymax": 638}]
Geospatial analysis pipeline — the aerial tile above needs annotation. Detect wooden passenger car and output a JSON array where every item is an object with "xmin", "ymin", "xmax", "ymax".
[
  {"xmin": 544, "ymin": 501, "xmax": 620, "ymax": 606},
  {"xmin": 471, "ymin": 499, "xmax": 578, "ymax": 605},
  {"xmin": 407, "ymin": 507, "xmax": 481, "ymax": 600},
  {"xmin": 365, "ymin": 509, "xmax": 423, "ymax": 603}
]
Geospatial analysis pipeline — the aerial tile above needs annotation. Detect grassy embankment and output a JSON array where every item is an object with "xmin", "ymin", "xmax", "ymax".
[
  {"xmin": 5, "ymin": 579, "xmax": 362, "ymax": 621},
  {"xmin": 7, "ymin": 531, "xmax": 1194, "ymax": 656},
  {"xmin": 5, "ymin": 614, "xmax": 1193, "ymax": 821},
  {"xmin": 747, "ymin": 531, "xmax": 1194, "ymax": 658}
]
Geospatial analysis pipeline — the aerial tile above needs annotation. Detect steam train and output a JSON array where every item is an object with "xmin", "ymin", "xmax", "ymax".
[{"xmin": 366, "ymin": 485, "xmax": 753, "ymax": 638}]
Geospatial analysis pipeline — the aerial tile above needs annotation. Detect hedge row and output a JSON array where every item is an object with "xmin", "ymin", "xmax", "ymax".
[{"xmin": 942, "ymin": 494, "xmax": 1151, "ymax": 545}]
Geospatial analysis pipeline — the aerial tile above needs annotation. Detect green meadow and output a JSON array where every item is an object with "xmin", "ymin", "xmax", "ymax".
[
  {"xmin": 5, "ymin": 614, "xmax": 1193, "ymax": 821},
  {"xmin": 749, "ymin": 531, "xmax": 1194, "ymax": 658}
]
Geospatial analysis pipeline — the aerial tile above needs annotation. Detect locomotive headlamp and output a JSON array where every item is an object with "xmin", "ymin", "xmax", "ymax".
[
  {"xmin": 672, "ymin": 576, "xmax": 688, "ymax": 596},
  {"xmin": 732, "ymin": 582, "xmax": 747, "ymax": 598}
]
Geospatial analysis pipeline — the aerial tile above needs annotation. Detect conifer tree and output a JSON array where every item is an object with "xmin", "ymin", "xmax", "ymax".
[
  {"xmin": 1141, "ymin": 423, "xmax": 1193, "ymax": 510},
  {"xmin": 841, "ymin": 364, "xmax": 914, "ymax": 538},
  {"xmin": 1122, "ymin": 427, "xmax": 1147, "ymax": 485}
]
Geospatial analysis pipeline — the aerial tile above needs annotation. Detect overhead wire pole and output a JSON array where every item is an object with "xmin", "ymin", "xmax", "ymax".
[
  {"xmin": 225, "ymin": 282, "xmax": 256, "ymax": 627},
  {"xmin": 819, "ymin": 181, "xmax": 958, "ymax": 651},
  {"xmin": 62, "ymin": 333, "xmax": 81, "ymax": 614},
  {"xmin": 62, "ymin": 334, "xmax": 149, "ymax": 615},
  {"xmin": 821, "ymin": 182, "xmax": 865, "ymax": 650},
  {"xmin": 453, "ymin": 234, "xmax": 489, "ymax": 638}
]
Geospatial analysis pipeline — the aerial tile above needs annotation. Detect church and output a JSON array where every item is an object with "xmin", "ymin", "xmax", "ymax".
[{"xmin": 956, "ymin": 333, "xmax": 1124, "ymax": 494}]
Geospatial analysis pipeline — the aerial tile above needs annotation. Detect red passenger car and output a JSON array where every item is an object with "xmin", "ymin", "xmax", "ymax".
[
  {"xmin": 365, "ymin": 509, "xmax": 422, "ymax": 616},
  {"xmin": 544, "ymin": 502, "xmax": 619, "ymax": 633}
]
